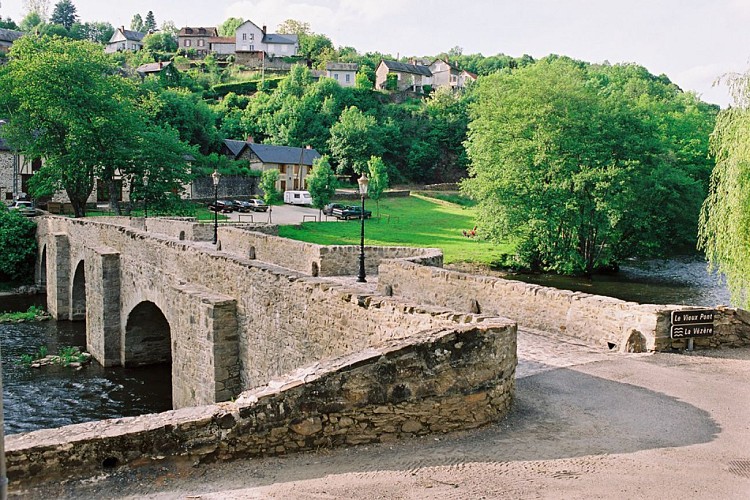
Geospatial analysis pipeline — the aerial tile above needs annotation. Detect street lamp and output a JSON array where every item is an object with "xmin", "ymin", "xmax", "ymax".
[
  {"xmin": 212, "ymin": 169, "xmax": 221, "ymax": 245},
  {"xmin": 357, "ymin": 172, "xmax": 369, "ymax": 283}
]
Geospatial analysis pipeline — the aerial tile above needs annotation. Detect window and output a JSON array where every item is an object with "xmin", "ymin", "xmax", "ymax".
[
  {"xmin": 250, "ymin": 33, "xmax": 254, "ymax": 41},
  {"xmin": 345, "ymin": 74, "xmax": 351, "ymax": 82},
  {"xmin": 249, "ymin": 45, "xmax": 254, "ymax": 51},
  {"xmin": 185, "ymin": 39, "xmax": 191, "ymax": 47},
  {"xmin": 334, "ymin": 73, "xmax": 339, "ymax": 80},
  {"xmin": 242, "ymin": 33, "xmax": 247, "ymax": 40},
  {"xmin": 198, "ymin": 39, "xmax": 204, "ymax": 47}
]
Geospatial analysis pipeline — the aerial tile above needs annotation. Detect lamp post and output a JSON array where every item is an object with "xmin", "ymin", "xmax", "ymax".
[
  {"xmin": 212, "ymin": 169, "xmax": 221, "ymax": 245},
  {"xmin": 357, "ymin": 172, "xmax": 369, "ymax": 283}
]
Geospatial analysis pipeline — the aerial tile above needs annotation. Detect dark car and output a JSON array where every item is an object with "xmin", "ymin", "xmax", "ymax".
[
  {"xmin": 208, "ymin": 200, "xmax": 237, "ymax": 213},
  {"xmin": 323, "ymin": 203, "xmax": 347, "ymax": 216},
  {"xmin": 234, "ymin": 200, "xmax": 253, "ymax": 213},
  {"xmin": 247, "ymin": 199, "xmax": 268, "ymax": 212},
  {"xmin": 332, "ymin": 205, "xmax": 372, "ymax": 220}
]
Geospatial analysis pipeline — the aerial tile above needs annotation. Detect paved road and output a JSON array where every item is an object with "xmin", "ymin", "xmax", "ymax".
[
  {"xmin": 18, "ymin": 330, "xmax": 750, "ymax": 499},
  {"xmin": 224, "ymin": 204, "xmax": 345, "ymax": 225}
]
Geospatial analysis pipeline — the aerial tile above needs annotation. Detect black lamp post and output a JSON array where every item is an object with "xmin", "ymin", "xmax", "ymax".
[
  {"xmin": 212, "ymin": 169, "xmax": 221, "ymax": 244},
  {"xmin": 357, "ymin": 172, "xmax": 369, "ymax": 283}
]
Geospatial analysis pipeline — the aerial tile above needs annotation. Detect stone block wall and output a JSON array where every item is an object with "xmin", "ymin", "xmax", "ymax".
[
  {"xmin": 377, "ymin": 259, "xmax": 750, "ymax": 352},
  {"xmin": 0, "ymin": 150, "xmax": 14, "ymax": 202},
  {"xmin": 191, "ymin": 174, "xmax": 258, "ymax": 200},
  {"xmin": 5, "ymin": 322, "xmax": 516, "ymax": 487}
]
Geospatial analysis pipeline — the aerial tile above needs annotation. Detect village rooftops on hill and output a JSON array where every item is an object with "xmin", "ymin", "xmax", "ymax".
[
  {"xmin": 223, "ymin": 139, "xmax": 320, "ymax": 166},
  {"xmin": 380, "ymin": 60, "xmax": 433, "ymax": 77}
]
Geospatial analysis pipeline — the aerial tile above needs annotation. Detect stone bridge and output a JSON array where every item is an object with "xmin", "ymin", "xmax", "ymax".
[{"xmin": 35, "ymin": 215, "xmax": 452, "ymax": 409}]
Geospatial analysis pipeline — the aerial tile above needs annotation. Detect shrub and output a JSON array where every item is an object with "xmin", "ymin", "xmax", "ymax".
[{"xmin": 0, "ymin": 207, "xmax": 37, "ymax": 281}]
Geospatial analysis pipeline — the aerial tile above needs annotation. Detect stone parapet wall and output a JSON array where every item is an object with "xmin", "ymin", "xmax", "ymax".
[
  {"xmin": 217, "ymin": 225, "xmax": 441, "ymax": 276},
  {"xmin": 377, "ymin": 259, "xmax": 750, "ymax": 352},
  {"xmin": 6, "ymin": 322, "xmax": 516, "ymax": 486}
]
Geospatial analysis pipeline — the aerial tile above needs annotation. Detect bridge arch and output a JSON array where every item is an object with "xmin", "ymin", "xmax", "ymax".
[
  {"xmin": 123, "ymin": 300, "xmax": 172, "ymax": 368},
  {"xmin": 71, "ymin": 260, "xmax": 86, "ymax": 321}
]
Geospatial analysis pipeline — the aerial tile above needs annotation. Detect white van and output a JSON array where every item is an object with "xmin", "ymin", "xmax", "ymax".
[{"xmin": 283, "ymin": 190, "xmax": 312, "ymax": 205}]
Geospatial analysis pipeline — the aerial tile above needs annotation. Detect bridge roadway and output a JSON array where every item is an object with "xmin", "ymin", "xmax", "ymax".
[{"xmin": 16, "ymin": 330, "xmax": 750, "ymax": 499}]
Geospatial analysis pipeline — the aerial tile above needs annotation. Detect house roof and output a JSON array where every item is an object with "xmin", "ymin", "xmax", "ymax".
[
  {"xmin": 381, "ymin": 60, "xmax": 432, "ymax": 77},
  {"xmin": 0, "ymin": 28, "xmax": 23, "ymax": 43},
  {"xmin": 429, "ymin": 59, "xmax": 460, "ymax": 72},
  {"xmin": 263, "ymin": 33, "xmax": 298, "ymax": 45},
  {"xmin": 136, "ymin": 61, "xmax": 173, "ymax": 74},
  {"xmin": 209, "ymin": 36, "xmax": 235, "ymax": 44},
  {"xmin": 224, "ymin": 140, "xmax": 320, "ymax": 166},
  {"xmin": 110, "ymin": 27, "xmax": 145, "ymax": 43},
  {"xmin": 461, "ymin": 69, "xmax": 478, "ymax": 80},
  {"xmin": 179, "ymin": 27, "xmax": 218, "ymax": 37},
  {"xmin": 326, "ymin": 62, "xmax": 358, "ymax": 71}
]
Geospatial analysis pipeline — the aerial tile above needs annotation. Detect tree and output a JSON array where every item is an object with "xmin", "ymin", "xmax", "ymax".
[
  {"xmin": 50, "ymin": 0, "xmax": 77, "ymax": 30},
  {"xmin": 144, "ymin": 11, "xmax": 156, "ymax": 32},
  {"xmin": 0, "ymin": 207, "xmax": 37, "ymax": 281},
  {"xmin": 259, "ymin": 169, "xmax": 279, "ymax": 223},
  {"xmin": 462, "ymin": 57, "xmax": 714, "ymax": 275},
  {"xmin": 143, "ymin": 31, "xmax": 177, "ymax": 52},
  {"xmin": 130, "ymin": 13, "xmax": 143, "ymax": 32},
  {"xmin": 306, "ymin": 155, "xmax": 338, "ymax": 219},
  {"xmin": 698, "ymin": 70, "xmax": 750, "ymax": 308},
  {"xmin": 19, "ymin": 11, "xmax": 41, "ymax": 31},
  {"xmin": 218, "ymin": 17, "xmax": 243, "ymax": 37},
  {"xmin": 23, "ymin": 0, "xmax": 49, "ymax": 20},
  {"xmin": 70, "ymin": 21, "xmax": 114, "ymax": 44},
  {"xmin": 366, "ymin": 156, "xmax": 388, "ymax": 217},
  {"xmin": 0, "ymin": 36, "xmax": 191, "ymax": 217},
  {"xmin": 0, "ymin": 17, "xmax": 19, "ymax": 30},
  {"xmin": 328, "ymin": 106, "xmax": 383, "ymax": 177},
  {"xmin": 276, "ymin": 19, "xmax": 310, "ymax": 35},
  {"xmin": 355, "ymin": 69, "xmax": 373, "ymax": 89}
]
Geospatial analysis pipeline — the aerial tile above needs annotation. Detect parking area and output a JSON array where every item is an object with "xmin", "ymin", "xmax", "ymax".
[{"xmin": 223, "ymin": 203, "xmax": 336, "ymax": 225}]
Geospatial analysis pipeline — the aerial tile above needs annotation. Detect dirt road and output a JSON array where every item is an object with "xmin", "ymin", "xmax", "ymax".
[{"xmin": 13, "ymin": 330, "xmax": 750, "ymax": 499}]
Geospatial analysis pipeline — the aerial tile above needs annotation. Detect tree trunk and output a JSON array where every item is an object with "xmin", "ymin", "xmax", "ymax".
[{"xmin": 107, "ymin": 179, "xmax": 121, "ymax": 215}]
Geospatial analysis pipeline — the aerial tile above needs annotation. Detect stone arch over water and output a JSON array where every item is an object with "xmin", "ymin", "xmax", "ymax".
[
  {"xmin": 71, "ymin": 260, "xmax": 86, "ymax": 321},
  {"xmin": 124, "ymin": 301, "xmax": 172, "ymax": 369}
]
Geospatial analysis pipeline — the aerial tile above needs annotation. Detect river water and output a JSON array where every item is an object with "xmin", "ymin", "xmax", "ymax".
[
  {"xmin": 1, "ymin": 296, "xmax": 172, "ymax": 436},
  {"xmin": 0, "ymin": 256, "xmax": 733, "ymax": 435}
]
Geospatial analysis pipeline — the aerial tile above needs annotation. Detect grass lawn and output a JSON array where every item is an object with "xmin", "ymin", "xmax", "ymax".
[{"xmin": 278, "ymin": 195, "xmax": 513, "ymax": 266}]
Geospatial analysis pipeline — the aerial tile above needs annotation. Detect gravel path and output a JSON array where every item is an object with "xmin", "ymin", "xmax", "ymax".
[{"xmin": 12, "ymin": 331, "xmax": 750, "ymax": 499}]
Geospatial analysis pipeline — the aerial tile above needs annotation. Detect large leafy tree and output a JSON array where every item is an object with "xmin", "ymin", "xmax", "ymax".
[
  {"xmin": 218, "ymin": 17, "xmax": 243, "ymax": 37},
  {"xmin": 69, "ymin": 21, "xmax": 114, "ymax": 44},
  {"xmin": 130, "ymin": 13, "xmax": 143, "ymax": 32},
  {"xmin": 699, "ymin": 70, "xmax": 750, "ymax": 308},
  {"xmin": 23, "ymin": 0, "xmax": 49, "ymax": 20},
  {"xmin": 0, "ymin": 207, "xmax": 37, "ymax": 281},
  {"xmin": 328, "ymin": 106, "xmax": 383, "ymax": 176},
  {"xmin": 259, "ymin": 169, "xmax": 279, "ymax": 223},
  {"xmin": 462, "ymin": 56, "xmax": 715, "ymax": 275},
  {"xmin": 366, "ymin": 155, "xmax": 389, "ymax": 217},
  {"xmin": 0, "ymin": 35, "xmax": 191, "ymax": 217},
  {"xmin": 49, "ymin": 0, "xmax": 77, "ymax": 30}
]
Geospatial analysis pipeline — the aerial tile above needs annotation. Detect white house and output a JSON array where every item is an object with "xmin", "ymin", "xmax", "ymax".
[
  {"xmin": 326, "ymin": 62, "xmax": 358, "ymax": 87},
  {"xmin": 235, "ymin": 20, "xmax": 298, "ymax": 57},
  {"xmin": 105, "ymin": 26, "xmax": 146, "ymax": 53}
]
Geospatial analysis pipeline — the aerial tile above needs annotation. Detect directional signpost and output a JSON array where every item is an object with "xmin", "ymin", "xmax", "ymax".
[{"xmin": 670, "ymin": 309, "xmax": 715, "ymax": 339}]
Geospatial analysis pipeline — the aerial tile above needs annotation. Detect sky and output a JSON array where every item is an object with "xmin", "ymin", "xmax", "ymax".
[{"xmin": 2, "ymin": 0, "xmax": 749, "ymax": 107}]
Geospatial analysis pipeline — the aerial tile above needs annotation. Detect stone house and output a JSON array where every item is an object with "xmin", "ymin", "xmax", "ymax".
[
  {"xmin": 235, "ymin": 20, "xmax": 298, "ymax": 57},
  {"xmin": 222, "ymin": 139, "xmax": 320, "ymax": 192},
  {"xmin": 428, "ymin": 59, "xmax": 465, "ymax": 89},
  {"xmin": 459, "ymin": 69, "xmax": 478, "ymax": 87},
  {"xmin": 375, "ymin": 60, "xmax": 433, "ymax": 92},
  {"xmin": 326, "ymin": 62, "xmax": 359, "ymax": 87},
  {"xmin": 0, "ymin": 28, "xmax": 23, "ymax": 53},
  {"xmin": 105, "ymin": 27, "xmax": 146, "ymax": 53},
  {"xmin": 0, "ymin": 120, "xmax": 45, "ymax": 203},
  {"xmin": 178, "ymin": 27, "xmax": 218, "ymax": 56}
]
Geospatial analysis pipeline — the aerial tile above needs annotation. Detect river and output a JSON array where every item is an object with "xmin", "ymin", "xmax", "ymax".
[{"xmin": 1, "ymin": 295, "xmax": 172, "ymax": 436}]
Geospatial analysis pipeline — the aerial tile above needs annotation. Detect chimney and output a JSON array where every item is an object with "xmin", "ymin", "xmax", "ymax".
[
  {"xmin": 120, "ymin": 26, "xmax": 125, "ymax": 32},
  {"xmin": 305, "ymin": 145, "xmax": 312, "ymax": 149},
  {"xmin": 262, "ymin": 25, "xmax": 267, "ymax": 33},
  {"xmin": 246, "ymin": 136, "xmax": 254, "ymax": 143}
]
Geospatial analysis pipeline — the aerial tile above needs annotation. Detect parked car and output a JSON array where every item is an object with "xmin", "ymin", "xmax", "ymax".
[
  {"xmin": 234, "ymin": 200, "xmax": 253, "ymax": 213},
  {"xmin": 208, "ymin": 200, "xmax": 237, "ymax": 213},
  {"xmin": 332, "ymin": 205, "xmax": 372, "ymax": 220},
  {"xmin": 323, "ymin": 203, "xmax": 348, "ymax": 216},
  {"xmin": 247, "ymin": 199, "xmax": 268, "ymax": 212},
  {"xmin": 8, "ymin": 200, "xmax": 37, "ymax": 217}
]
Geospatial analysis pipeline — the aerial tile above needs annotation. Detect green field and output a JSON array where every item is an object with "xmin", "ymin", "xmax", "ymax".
[{"xmin": 278, "ymin": 195, "xmax": 512, "ymax": 265}]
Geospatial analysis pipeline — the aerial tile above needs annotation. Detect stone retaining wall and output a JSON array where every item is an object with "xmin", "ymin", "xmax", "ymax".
[
  {"xmin": 6, "ymin": 322, "xmax": 516, "ymax": 486},
  {"xmin": 377, "ymin": 259, "xmax": 750, "ymax": 352}
]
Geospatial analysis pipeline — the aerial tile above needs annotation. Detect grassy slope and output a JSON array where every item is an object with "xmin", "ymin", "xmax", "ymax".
[{"xmin": 278, "ymin": 195, "xmax": 512, "ymax": 265}]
